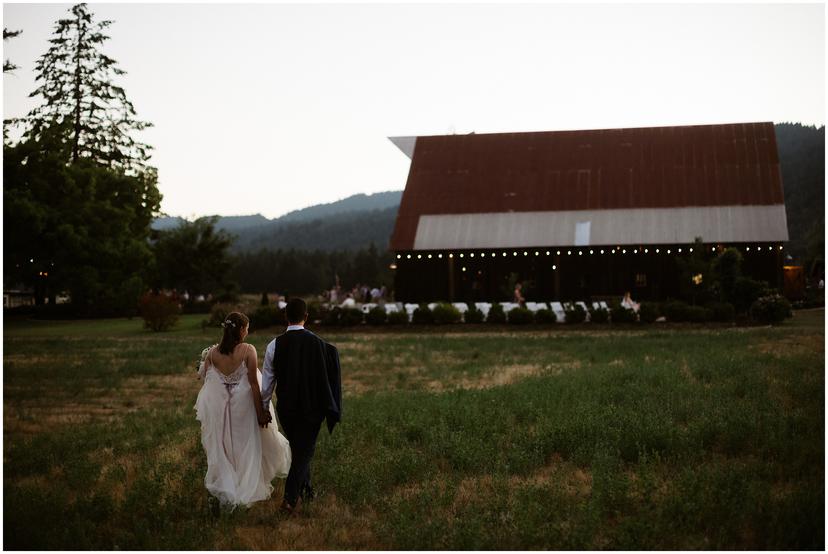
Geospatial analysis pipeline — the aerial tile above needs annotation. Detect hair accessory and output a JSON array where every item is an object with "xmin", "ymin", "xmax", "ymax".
[{"xmin": 222, "ymin": 319, "xmax": 236, "ymax": 328}]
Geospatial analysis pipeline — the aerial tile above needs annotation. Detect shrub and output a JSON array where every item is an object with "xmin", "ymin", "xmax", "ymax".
[
  {"xmin": 610, "ymin": 304, "xmax": 636, "ymax": 324},
  {"xmin": 588, "ymin": 306, "xmax": 609, "ymax": 324},
  {"xmin": 507, "ymin": 307, "xmax": 534, "ymax": 325},
  {"xmin": 339, "ymin": 307, "xmax": 364, "ymax": 326},
  {"xmin": 387, "ymin": 310, "xmax": 409, "ymax": 325},
  {"xmin": 432, "ymin": 303, "xmax": 462, "ymax": 325},
  {"xmin": 564, "ymin": 303, "xmax": 587, "ymax": 324},
  {"xmin": 663, "ymin": 300, "xmax": 691, "ymax": 322},
  {"xmin": 323, "ymin": 306, "xmax": 342, "ymax": 326},
  {"xmin": 534, "ymin": 308, "xmax": 557, "ymax": 324},
  {"xmin": 684, "ymin": 305, "xmax": 710, "ymax": 323},
  {"xmin": 412, "ymin": 304, "xmax": 434, "ymax": 324},
  {"xmin": 204, "ymin": 302, "xmax": 236, "ymax": 328},
  {"xmin": 250, "ymin": 304, "xmax": 285, "ymax": 330},
  {"xmin": 307, "ymin": 301, "xmax": 327, "ymax": 323},
  {"xmin": 638, "ymin": 302, "xmax": 660, "ymax": 324},
  {"xmin": 706, "ymin": 302, "xmax": 735, "ymax": 322},
  {"xmin": 731, "ymin": 277, "xmax": 770, "ymax": 314},
  {"xmin": 139, "ymin": 293, "xmax": 181, "ymax": 332},
  {"xmin": 750, "ymin": 295, "xmax": 792, "ymax": 324},
  {"xmin": 366, "ymin": 306, "xmax": 387, "ymax": 325},
  {"xmin": 464, "ymin": 306, "xmax": 485, "ymax": 323},
  {"xmin": 486, "ymin": 303, "xmax": 506, "ymax": 324}
]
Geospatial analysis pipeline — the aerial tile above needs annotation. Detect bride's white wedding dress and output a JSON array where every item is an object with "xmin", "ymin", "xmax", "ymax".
[{"xmin": 195, "ymin": 358, "xmax": 291, "ymax": 508}]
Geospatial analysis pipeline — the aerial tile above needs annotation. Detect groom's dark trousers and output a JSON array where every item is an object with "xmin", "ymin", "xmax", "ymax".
[{"xmin": 279, "ymin": 411, "xmax": 325, "ymax": 505}]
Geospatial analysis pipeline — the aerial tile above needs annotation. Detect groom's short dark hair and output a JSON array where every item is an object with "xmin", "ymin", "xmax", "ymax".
[{"xmin": 286, "ymin": 298, "xmax": 307, "ymax": 324}]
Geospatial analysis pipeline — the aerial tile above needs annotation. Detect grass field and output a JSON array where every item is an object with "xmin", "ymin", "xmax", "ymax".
[{"xmin": 3, "ymin": 311, "xmax": 825, "ymax": 549}]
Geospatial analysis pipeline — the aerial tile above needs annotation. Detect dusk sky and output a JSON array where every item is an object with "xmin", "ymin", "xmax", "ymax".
[{"xmin": 3, "ymin": 3, "xmax": 825, "ymax": 219}]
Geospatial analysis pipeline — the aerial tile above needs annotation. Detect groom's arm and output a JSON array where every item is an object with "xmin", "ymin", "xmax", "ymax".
[{"xmin": 261, "ymin": 340, "xmax": 277, "ymax": 414}]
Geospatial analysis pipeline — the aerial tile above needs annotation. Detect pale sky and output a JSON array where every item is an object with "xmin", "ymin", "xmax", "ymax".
[{"xmin": 3, "ymin": 3, "xmax": 825, "ymax": 219}]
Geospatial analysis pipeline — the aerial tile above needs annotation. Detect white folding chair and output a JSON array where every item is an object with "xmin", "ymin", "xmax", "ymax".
[
  {"xmin": 474, "ymin": 302, "xmax": 492, "ymax": 318},
  {"xmin": 550, "ymin": 302, "xmax": 566, "ymax": 323},
  {"xmin": 452, "ymin": 302, "xmax": 469, "ymax": 314},
  {"xmin": 277, "ymin": 300, "xmax": 287, "ymax": 309},
  {"xmin": 427, "ymin": 302, "xmax": 439, "ymax": 311},
  {"xmin": 384, "ymin": 303, "xmax": 399, "ymax": 314},
  {"xmin": 361, "ymin": 303, "xmax": 377, "ymax": 314},
  {"xmin": 404, "ymin": 303, "xmax": 418, "ymax": 322},
  {"xmin": 526, "ymin": 302, "xmax": 547, "ymax": 313}
]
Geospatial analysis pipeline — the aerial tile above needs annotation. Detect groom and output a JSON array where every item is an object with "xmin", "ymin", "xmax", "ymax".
[{"xmin": 261, "ymin": 297, "xmax": 342, "ymax": 514}]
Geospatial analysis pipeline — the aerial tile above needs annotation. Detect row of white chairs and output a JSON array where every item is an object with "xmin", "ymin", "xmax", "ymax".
[{"xmin": 342, "ymin": 300, "xmax": 610, "ymax": 323}]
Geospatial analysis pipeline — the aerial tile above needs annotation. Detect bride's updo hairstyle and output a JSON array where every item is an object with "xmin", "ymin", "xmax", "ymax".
[{"xmin": 218, "ymin": 311, "xmax": 249, "ymax": 355}]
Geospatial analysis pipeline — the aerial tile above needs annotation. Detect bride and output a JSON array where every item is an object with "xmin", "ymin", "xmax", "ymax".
[{"xmin": 195, "ymin": 311, "xmax": 291, "ymax": 509}]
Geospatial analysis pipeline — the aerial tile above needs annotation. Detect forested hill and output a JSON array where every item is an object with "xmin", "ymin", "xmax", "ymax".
[
  {"xmin": 153, "ymin": 123, "xmax": 823, "ymax": 260},
  {"xmin": 775, "ymin": 123, "xmax": 824, "ymax": 264},
  {"xmin": 152, "ymin": 191, "xmax": 402, "ymax": 251}
]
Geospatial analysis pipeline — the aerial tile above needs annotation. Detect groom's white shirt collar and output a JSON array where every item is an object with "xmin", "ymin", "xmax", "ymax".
[{"xmin": 286, "ymin": 324, "xmax": 304, "ymax": 331}]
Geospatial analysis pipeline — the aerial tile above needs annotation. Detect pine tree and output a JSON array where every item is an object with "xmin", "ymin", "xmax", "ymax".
[
  {"xmin": 23, "ymin": 3, "xmax": 152, "ymax": 174},
  {"xmin": 3, "ymin": 27, "xmax": 22, "ymax": 73},
  {"xmin": 4, "ymin": 27, "xmax": 23, "ymax": 143}
]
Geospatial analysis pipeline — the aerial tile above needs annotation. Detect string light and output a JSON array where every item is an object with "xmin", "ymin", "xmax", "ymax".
[
  {"xmin": 655, "ymin": 248, "xmax": 660, "ymax": 253},
  {"xmin": 746, "ymin": 247, "xmax": 750, "ymax": 251},
  {"xmin": 396, "ymin": 254, "xmax": 401, "ymax": 259},
  {"xmin": 407, "ymin": 254, "xmax": 412, "ymax": 259},
  {"xmin": 589, "ymin": 250, "xmax": 593, "ymax": 254},
  {"xmin": 778, "ymin": 245, "xmax": 783, "ymax": 250},
  {"xmin": 678, "ymin": 248, "xmax": 682, "ymax": 253},
  {"xmin": 417, "ymin": 254, "xmax": 422, "ymax": 259},
  {"xmin": 689, "ymin": 248, "xmax": 693, "ymax": 253},
  {"xmin": 438, "ymin": 254, "xmax": 443, "ymax": 258},
  {"xmin": 524, "ymin": 251, "xmax": 528, "ymax": 256},
  {"xmin": 552, "ymin": 264, "xmax": 557, "ymax": 270},
  {"xmin": 449, "ymin": 253, "xmax": 454, "ymax": 258},
  {"xmin": 513, "ymin": 251, "xmax": 517, "ymax": 256},
  {"xmin": 534, "ymin": 251, "xmax": 539, "ymax": 256},
  {"xmin": 462, "ymin": 267, "xmax": 467, "ymax": 272},
  {"xmin": 502, "ymin": 252, "xmax": 507, "ymax": 257},
  {"xmin": 557, "ymin": 250, "xmax": 561, "ymax": 255},
  {"xmin": 578, "ymin": 251, "xmax": 583, "ymax": 256},
  {"xmin": 622, "ymin": 249, "xmax": 626, "ymax": 254},
  {"xmin": 481, "ymin": 252, "xmax": 485, "ymax": 257},
  {"xmin": 611, "ymin": 249, "xmax": 615, "ymax": 254},
  {"xmin": 545, "ymin": 251, "xmax": 550, "ymax": 256},
  {"xmin": 470, "ymin": 253, "xmax": 475, "ymax": 257},
  {"xmin": 667, "ymin": 249, "xmax": 671, "ymax": 254},
  {"xmin": 711, "ymin": 247, "xmax": 716, "ymax": 252},
  {"xmin": 644, "ymin": 248, "xmax": 648, "ymax": 254},
  {"xmin": 600, "ymin": 249, "xmax": 604, "ymax": 254}
]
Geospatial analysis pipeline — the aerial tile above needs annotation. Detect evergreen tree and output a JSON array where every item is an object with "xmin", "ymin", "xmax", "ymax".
[
  {"xmin": 4, "ymin": 4, "xmax": 161, "ymax": 313},
  {"xmin": 22, "ymin": 3, "xmax": 152, "ymax": 173},
  {"xmin": 3, "ymin": 27, "xmax": 22, "ymax": 73},
  {"xmin": 4, "ymin": 27, "xmax": 23, "ymax": 143}
]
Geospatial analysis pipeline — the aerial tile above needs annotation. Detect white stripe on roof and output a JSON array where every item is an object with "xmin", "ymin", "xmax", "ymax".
[{"xmin": 412, "ymin": 204, "xmax": 789, "ymax": 249}]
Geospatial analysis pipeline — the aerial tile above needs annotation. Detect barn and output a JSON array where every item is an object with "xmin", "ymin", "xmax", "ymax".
[{"xmin": 388, "ymin": 122, "xmax": 789, "ymax": 303}]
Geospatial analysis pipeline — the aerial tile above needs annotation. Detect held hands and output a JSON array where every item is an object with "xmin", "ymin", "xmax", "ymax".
[{"xmin": 258, "ymin": 411, "xmax": 273, "ymax": 428}]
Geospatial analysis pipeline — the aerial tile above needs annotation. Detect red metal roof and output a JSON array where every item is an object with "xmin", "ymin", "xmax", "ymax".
[{"xmin": 390, "ymin": 122, "xmax": 784, "ymax": 251}]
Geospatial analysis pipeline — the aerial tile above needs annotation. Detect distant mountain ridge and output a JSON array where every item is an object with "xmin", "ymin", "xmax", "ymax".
[{"xmin": 152, "ymin": 190, "xmax": 403, "ymax": 251}]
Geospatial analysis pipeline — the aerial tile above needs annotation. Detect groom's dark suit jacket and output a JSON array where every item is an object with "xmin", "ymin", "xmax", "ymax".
[{"xmin": 273, "ymin": 329, "xmax": 342, "ymax": 433}]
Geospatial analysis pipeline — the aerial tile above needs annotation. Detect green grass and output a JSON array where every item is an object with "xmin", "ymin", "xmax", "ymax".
[{"xmin": 3, "ymin": 311, "xmax": 824, "ymax": 549}]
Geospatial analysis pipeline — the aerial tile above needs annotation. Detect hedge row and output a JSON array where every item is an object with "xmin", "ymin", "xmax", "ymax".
[{"xmin": 195, "ymin": 296, "xmax": 793, "ymax": 331}]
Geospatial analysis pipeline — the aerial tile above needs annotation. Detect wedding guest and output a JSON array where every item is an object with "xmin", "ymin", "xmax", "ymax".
[
  {"xmin": 513, "ymin": 283, "xmax": 526, "ymax": 307},
  {"xmin": 621, "ymin": 291, "xmax": 640, "ymax": 313}
]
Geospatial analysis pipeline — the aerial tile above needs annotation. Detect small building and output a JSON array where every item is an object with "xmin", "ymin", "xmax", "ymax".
[{"xmin": 388, "ymin": 122, "xmax": 788, "ymax": 303}]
